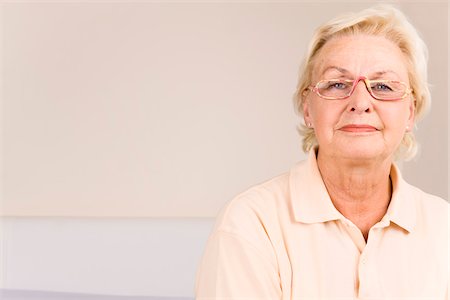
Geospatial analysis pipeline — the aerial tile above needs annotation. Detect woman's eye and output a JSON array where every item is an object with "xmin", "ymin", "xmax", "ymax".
[
  {"xmin": 372, "ymin": 83, "xmax": 393, "ymax": 91},
  {"xmin": 327, "ymin": 82, "xmax": 348, "ymax": 89}
]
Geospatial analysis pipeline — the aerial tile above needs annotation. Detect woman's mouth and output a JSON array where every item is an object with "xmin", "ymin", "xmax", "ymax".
[{"xmin": 339, "ymin": 125, "xmax": 378, "ymax": 132}]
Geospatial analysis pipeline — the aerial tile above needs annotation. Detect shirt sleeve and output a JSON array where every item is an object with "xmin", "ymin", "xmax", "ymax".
[{"xmin": 195, "ymin": 230, "xmax": 282, "ymax": 300}]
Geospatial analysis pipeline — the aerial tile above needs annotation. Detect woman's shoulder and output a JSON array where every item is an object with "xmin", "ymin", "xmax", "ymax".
[
  {"xmin": 211, "ymin": 170, "xmax": 291, "ymax": 237},
  {"xmin": 406, "ymin": 183, "xmax": 449, "ymax": 227},
  {"xmin": 408, "ymin": 183, "xmax": 448, "ymax": 210}
]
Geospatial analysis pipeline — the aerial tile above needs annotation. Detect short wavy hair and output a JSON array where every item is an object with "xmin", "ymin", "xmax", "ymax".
[{"xmin": 293, "ymin": 5, "xmax": 430, "ymax": 160}]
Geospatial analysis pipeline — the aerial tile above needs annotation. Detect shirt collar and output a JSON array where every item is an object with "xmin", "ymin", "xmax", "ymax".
[
  {"xmin": 289, "ymin": 148, "xmax": 417, "ymax": 233},
  {"xmin": 385, "ymin": 164, "xmax": 417, "ymax": 233},
  {"xmin": 289, "ymin": 148, "xmax": 343, "ymax": 224}
]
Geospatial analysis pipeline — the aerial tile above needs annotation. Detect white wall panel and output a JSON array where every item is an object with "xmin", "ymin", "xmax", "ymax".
[{"xmin": 0, "ymin": 217, "xmax": 214, "ymax": 297}]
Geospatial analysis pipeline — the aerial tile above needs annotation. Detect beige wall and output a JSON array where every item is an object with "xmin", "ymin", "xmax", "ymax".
[{"xmin": 0, "ymin": 2, "xmax": 448, "ymax": 217}]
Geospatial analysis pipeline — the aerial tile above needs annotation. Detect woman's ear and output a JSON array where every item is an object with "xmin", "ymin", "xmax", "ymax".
[
  {"xmin": 302, "ymin": 93, "xmax": 312, "ymax": 127},
  {"xmin": 406, "ymin": 96, "xmax": 415, "ymax": 132}
]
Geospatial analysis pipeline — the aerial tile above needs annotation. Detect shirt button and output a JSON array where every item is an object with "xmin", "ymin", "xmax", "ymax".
[{"xmin": 361, "ymin": 257, "xmax": 367, "ymax": 264}]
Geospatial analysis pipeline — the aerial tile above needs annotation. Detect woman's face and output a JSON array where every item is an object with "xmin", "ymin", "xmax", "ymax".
[{"xmin": 303, "ymin": 34, "xmax": 415, "ymax": 162}]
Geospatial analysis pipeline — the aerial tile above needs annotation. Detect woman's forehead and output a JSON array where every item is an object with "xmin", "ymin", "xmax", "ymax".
[{"xmin": 312, "ymin": 34, "xmax": 409, "ymax": 79}]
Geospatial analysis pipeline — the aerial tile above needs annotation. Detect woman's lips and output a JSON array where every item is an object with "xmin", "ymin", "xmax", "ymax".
[{"xmin": 339, "ymin": 125, "xmax": 378, "ymax": 132}]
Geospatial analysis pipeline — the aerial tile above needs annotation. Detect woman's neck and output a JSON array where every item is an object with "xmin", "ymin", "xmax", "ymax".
[{"xmin": 316, "ymin": 151, "xmax": 393, "ymax": 240}]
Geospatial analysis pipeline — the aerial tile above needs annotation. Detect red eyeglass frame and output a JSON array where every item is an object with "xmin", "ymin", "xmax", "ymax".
[{"xmin": 308, "ymin": 76, "xmax": 413, "ymax": 101}]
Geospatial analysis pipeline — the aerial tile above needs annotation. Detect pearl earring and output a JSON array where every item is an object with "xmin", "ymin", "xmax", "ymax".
[
  {"xmin": 406, "ymin": 125, "xmax": 410, "ymax": 131},
  {"xmin": 308, "ymin": 122, "xmax": 312, "ymax": 128}
]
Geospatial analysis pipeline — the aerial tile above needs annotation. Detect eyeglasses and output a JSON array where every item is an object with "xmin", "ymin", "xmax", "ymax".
[{"xmin": 308, "ymin": 76, "xmax": 413, "ymax": 101}]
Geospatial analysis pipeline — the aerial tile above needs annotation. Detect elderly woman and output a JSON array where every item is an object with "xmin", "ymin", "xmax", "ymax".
[{"xmin": 195, "ymin": 5, "xmax": 448, "ymax": 299}]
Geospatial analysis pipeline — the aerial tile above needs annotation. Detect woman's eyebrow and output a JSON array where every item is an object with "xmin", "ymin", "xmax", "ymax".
[
  {"xmin": 320, "ymin": 66, "xmax": 350, "ymax": 76},
  {"xmin": 370, "ymin": 70, "xmax": 400, "ymax": 78},
  {"xmin": 320, "ymin": 67, "xmax": 401, "ymax": 78}
]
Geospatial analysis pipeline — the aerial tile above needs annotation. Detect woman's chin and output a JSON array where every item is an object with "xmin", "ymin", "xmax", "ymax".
[{"xmin": 323, "ymin": 141, "xmax": 390, "ymax": 162}]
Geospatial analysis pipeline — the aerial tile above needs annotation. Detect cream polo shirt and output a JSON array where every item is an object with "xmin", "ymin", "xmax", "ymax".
[{"xmin": 195, "ymin": 150, "xmax": 449, "ymax": 300}]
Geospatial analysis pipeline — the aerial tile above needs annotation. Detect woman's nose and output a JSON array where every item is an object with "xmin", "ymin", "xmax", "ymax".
[{"xmin": 347, "ymin": 81, "xmax": 373, "ymax": 113}]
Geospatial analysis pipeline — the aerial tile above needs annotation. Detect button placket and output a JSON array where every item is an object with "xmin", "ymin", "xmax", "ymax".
[
  {"xmin": 360, "ymin": 256, "xmax": 367, "ymax": 265},
  {"xmin": 358, "ymin": 227, "xmax": 385, "ymax": 298},
  {"xmin": 358, "ymin": 251, "xmax": 369, "ymax": 298}
]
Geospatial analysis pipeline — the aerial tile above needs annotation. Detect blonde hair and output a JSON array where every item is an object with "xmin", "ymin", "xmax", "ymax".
[{"xmin": 293, "ymin": 5, "xmax": 430, "ymax": 160}]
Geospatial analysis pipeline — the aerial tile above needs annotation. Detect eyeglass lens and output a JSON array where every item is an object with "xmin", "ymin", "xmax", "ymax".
[{"xmin": 316, "ymin": 79, "xmax": 407, "ymax": 100}]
